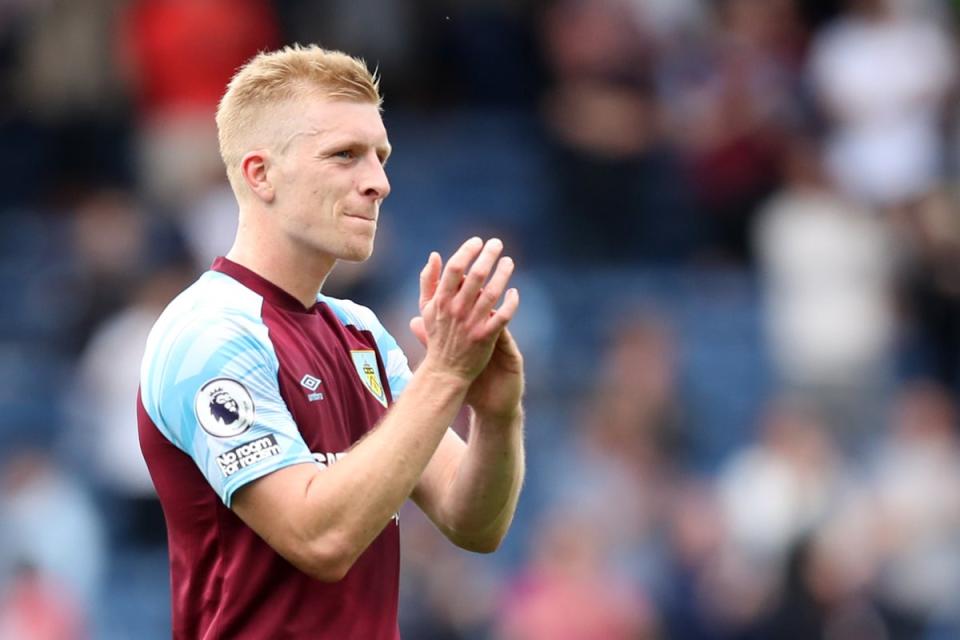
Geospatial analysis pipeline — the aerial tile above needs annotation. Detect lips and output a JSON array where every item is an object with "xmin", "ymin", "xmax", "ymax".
[{"xmin": 344, "ymin": 211, "xmax": 376, "ymax": 222}]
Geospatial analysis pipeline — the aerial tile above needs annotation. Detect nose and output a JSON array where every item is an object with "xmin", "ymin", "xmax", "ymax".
[{"xmin": 359, "ymin": 152, "xmax": 391, "ymax": 201}]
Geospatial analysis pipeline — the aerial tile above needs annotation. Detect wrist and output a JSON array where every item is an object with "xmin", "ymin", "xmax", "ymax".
[
  {"xmin": 417, "ymin": 355, "xmax": 474, "ymax": 394},
  {"xmin": 470, "ymin": 404, "xmax": 524, "ymax": 431}
]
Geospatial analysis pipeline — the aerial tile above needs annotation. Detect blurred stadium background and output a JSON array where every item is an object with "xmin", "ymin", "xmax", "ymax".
[{"xmin": 3, "ymin": 0, "xmax": 960, "ymax": 638}]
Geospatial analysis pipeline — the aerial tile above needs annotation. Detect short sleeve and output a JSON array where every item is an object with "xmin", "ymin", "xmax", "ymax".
[{"xmin": 141, "ymin": 311, "xmax": 315, "ymax": 507}]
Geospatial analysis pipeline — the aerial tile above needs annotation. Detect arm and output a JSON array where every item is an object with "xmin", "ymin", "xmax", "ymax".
[
  {"xmin": 232, "ymin": 363, "xmax": 468, "ymax": 581},
  {"xmin": 412, "ymin": 401, "xmax": 525, "ymax": 553},
  {"xmin": 410, "ymin": 261, "xmax": 527, "ymax": 552},
  {"xmin": 232, "ymin": 237, "xmax": 519, "ymax": 581}
]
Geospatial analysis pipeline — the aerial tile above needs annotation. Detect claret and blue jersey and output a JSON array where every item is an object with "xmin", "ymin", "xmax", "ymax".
[{"xmin": 138, "ymin": 256, "xmax": 411, "ymax": 639}]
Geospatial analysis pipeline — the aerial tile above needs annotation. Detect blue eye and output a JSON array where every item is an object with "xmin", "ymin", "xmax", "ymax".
[{"xmin": 334, "ymin": 150, "xmax": 354, "ymax": 160}]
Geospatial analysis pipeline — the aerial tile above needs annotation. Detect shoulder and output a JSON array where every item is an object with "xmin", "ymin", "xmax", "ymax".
[{"xmin": 141, "ymin": 272, "xmax": 278, "ymax": 413}]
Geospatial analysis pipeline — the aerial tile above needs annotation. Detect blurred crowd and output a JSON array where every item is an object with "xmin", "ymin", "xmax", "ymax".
[{"xmin": 3, "ymin": 0, "xmax": 960, "ymax": 638}]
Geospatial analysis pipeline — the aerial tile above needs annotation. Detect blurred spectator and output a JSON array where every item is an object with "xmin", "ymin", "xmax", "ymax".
[
  {"xmin": 717, "ymin": 397, "xmax": 845, "ymax": 578},
  {"xmin": 658, "ymin": 478, "xmax": 729, "ymax": 639},
  {"xmin": 660, "ymin": 0, "xmax": 805, "ymax": 263},
  {"xmin": 494, "ymin": 510, "xmax": 658, "ymax": 640},
  {"xmin": 175, "ymin": 182, "xmax": 238, "ymax": 270},
  {"xmin": 808, "ymin": 0, "xmax": 955, "ymax": 209},
  {"xmin": 0, "ymin": 565, "xmax": 87, "ymax": 640},
  {"xmin": 537, "ymin": 311, "xmax": 693, "ymax": 602},
  {"xmin": 0, "ymin": 450, "xmax": 105, "ymax": 612},
  {"xmin": 65, "ymin": 187, "xmax": 186, "ymax": 351},
  {"xmin": 755, "ymin": 132, "xmax": 894, "ymax": 438},
  {"xmin": 118, "ymin": 0, "xmax": 279, "ymax": 209},
  {"xmin": 707, "ymin": 397, "xmax": 857, "ymax": 636},
  {"xmin": 12, "ymin": 0, "xmax": 126, "ymax": 122},
  {"xmin": 68, "ymin": 260, "xmax": 195, "ymax": 548},
  {"xmin": 763, "ymin": 532, "xmax": 886, "ymax": 640},
  {"xmin": 869, "ymin": 381, "xmax": 960, "ymax": 637},
  {"xmin": 580, "ymin": 312, "xmax": 692, "ymax": 469},
  {"xmin": 1, "ymin": 0, "xmax": 131, "ymax": 205},
  {"xmin": 894, "ymin": 190, "xmax": 960, "ymax": 392},
  {"xmin": 537, "ymin": 0, "xmax": 698, "ymax": 264}
]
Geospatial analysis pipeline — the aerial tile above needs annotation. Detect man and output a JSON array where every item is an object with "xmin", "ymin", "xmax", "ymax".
[{"xmin": 137, "ymin": 45, "xmax": 525, "ymax": 639}]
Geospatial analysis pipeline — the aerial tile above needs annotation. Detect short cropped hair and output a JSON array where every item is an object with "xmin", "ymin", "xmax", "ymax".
[{"xmin": 216, "ymin": 44, "xmax": 381, "ymax": 191}]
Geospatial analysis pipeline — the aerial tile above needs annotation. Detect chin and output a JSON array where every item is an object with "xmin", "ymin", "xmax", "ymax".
[{"xmin": 338, "ymin": 242, "xmax": 375, "ymax": 263}]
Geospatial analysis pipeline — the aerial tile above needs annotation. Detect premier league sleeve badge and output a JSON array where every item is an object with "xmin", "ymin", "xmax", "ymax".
[{"xmin": 194, "ymin": 378, "xmax": 256, "ymax": 438}]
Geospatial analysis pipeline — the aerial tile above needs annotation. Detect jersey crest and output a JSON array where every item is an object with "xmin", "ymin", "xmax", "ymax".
[{"xmin": 350, "ymin": 349, "xmax": 388, "ymax": 407}]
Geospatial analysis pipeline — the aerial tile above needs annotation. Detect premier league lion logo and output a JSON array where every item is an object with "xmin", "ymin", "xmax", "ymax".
[
  {"xmin": 195, "ymin": 378, "xmax": 255, "ymax": 437},
  {"xmin": 209, "ymin": 390, "xmax": 240, "ymax": 426}
]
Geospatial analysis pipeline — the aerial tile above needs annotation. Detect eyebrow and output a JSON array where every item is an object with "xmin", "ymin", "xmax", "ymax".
[
  {"xmin": 283, "ymin": 128, "xmax": 391, "ymax": 160},
  {"xmin": 319, "ymin": 135, "xmax": 393, "ymax": 161}
]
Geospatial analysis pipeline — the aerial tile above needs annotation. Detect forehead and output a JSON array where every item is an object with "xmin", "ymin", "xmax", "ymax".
[{"xmin": 279, "ymin": 96, "xmax": 387, "ymax": 148}]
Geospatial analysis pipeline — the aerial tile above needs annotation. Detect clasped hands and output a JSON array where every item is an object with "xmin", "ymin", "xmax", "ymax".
[{"xmin": 409, "ymin": 237, "xmax": 524, "ymax": 424}]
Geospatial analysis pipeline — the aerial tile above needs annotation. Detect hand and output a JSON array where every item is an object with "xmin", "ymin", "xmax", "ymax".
[
  {"xmin": 412, "ymin": 238, "xmax": 519, "ymax": 384},
  {"xmin": 410, "ymin": 239, "xmax": 523, "ymax": 420},
  {"xmin": 464, "ymin": 327, "xmax": 524, "ymax": 424}
]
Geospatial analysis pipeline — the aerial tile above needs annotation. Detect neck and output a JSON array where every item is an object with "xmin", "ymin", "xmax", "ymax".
[{"xmin": 226, "ymin": 215, "xmax": 336, "ymax": 309}]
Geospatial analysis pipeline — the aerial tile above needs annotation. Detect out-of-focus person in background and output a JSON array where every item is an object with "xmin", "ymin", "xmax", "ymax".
[
  {"xmin": 662, "ymin": 0, "xmax": 806, "ymax": 265},
  {"xmin": 809, "ymin": 0, "xmax": 955, "ymax": 211},
  {"xmin": 755, "ymin": 131, "xmax": 895, "ymax": 444},
  {"xmin": 118, "ymin": 0, "xmax": 280, "ymax": 212},
  {"xmin": 537, "ymin": 0, "xmax": 700, "ymax": 265},
  {"xmin": 868, "ymin": 381, "xmax": 960, "ymax": 638},
  {"xmin": 68, "ymin": 258, "xmax": 195, "ymax": 550},
  {"xmin": 494, "ymin": 509, "xmax": 659, "ymax": 640},
  {"xmin": 0, "ymin": 450, "xmax": 104, "ymax": 640}
]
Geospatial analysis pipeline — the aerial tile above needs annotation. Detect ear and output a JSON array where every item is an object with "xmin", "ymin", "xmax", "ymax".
[{"xmin": 240, "ymin": 150, "xmax": 275, "ymax": 203}]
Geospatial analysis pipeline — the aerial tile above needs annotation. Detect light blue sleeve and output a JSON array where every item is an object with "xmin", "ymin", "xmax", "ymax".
[
  {"xmin": 141, "ymin": 308, "xmax": 315, "ymax": 507},
  {"xmin": 319, "ymin": 295, "xmax": 413, "ymax": 399}
]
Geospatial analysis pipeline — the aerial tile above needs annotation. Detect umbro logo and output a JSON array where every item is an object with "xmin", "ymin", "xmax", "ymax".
[
  {"xmin": 300, "ymin": 374, "xmax": 324, "ymax": 402},
  {"xmin": 300, "ymin": 374, "xmax": 321, "ymax": 390}
]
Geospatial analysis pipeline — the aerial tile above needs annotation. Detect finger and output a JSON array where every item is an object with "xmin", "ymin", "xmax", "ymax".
[
  {"xmin": 483, "ymin": 287, "xmax": 520, "ymax": 335},
  {"xmin": 408, "ymin": 316, "xmax": 427, "ymax": 346},
  {"xmin": 419, "ymin": 252, "xmax": 441, "ymax": 312},
  {"xmin": 436, "ymin": 237, "xmax": 483, "ymax": 302},
  {"xmin": 453, "ymin": 238, "xmax": 503, "ymax": 312},
  {"xmin": 469, "ymin": 255, "xmax": 514, "ymax": 324}
]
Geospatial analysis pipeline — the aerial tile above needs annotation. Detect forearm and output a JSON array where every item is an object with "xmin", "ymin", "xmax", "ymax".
[
  {"xmin": 437, "ymin": 407, "xmax": 525, "ymax": 552},
  {"xmin": 235, "ymin": 360, "xmax": 473, "ymax": 580},
  {"xmin": 304, "ymin": 362, "xmax": 467, "ymax": 546}
]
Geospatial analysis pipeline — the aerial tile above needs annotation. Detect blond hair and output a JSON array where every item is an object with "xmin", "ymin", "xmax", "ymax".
[{"xmin": 216, "ymin": 44, "xmax": 381, "ymax": 192}]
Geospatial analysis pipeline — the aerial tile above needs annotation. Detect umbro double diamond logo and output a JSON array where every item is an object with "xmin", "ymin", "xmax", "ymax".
[
  {"xmin": 300, "ymin": 374, "xmax": 321, "ymax": 390},
  {"xmin": 300, "ymin": 374, "xmax": 324, "ymax": 401}
]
